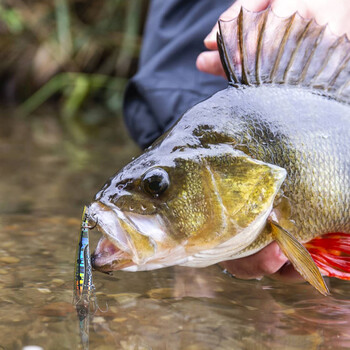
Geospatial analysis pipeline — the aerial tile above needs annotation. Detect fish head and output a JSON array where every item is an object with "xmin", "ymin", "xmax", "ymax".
[{"xmin": 89, "ymin": 143, "xmax": 286, "ymax": 272}]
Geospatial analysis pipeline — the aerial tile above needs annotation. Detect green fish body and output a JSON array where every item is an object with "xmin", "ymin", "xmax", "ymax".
[
  {"xmin": 179, "ymin": 85, "xmax": 350, "ymax": 248},
  {"xmin": 89, "ymin": 8, "xmax": 350, "ymax": 294}
]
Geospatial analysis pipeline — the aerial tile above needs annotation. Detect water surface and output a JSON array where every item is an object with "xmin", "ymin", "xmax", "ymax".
[{"xmin": 0, "ymin": 110, "xmax": 349, "ymax": 350}]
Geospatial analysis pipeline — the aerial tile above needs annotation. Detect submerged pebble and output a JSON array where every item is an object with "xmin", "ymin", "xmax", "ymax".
[
  {"xmin": 50, "ymin": 278, "xmax": 65, "ymax": 287},
  {"xmin": 94, "ymin": 346, "xmax": 116, "ymax": 350},
  {"xmin": 2, "ymin": 241, "xmax": 15, "ymax": 248},
  {"xmin": 92, "ymin": 316, "xmax": 105, "ymax": 324},
  {"xmin": 0, "ymin": 256, "xmax": 20, "ymax": 264},
  {"xmin": 37, "ymin": 288, "xmax": 51, "ymax": 294},
  {"xmin": 146, "ymin": 288, "xmax": 174, "ymax": 299},
  {"xmin": 20, "ymin": 231, "xmax": 39, "ymax": 237},
  {"xmin": 107, "ymin": 293, "xmax": 141, "ymax": 305},
  {"xmin": 35, "ymin": 302, "xmax": 75, "ymax": 317}
]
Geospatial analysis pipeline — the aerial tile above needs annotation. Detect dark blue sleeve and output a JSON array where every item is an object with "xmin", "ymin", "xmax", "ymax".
[{"xmin": 123, "ymin": 0, "xmax": 233, "ymax": 149}]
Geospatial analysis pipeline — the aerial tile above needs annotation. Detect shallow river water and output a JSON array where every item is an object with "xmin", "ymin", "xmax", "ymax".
[{"xmin": 0, "ymin": 111, "xmax": 349, "ymax": 350}]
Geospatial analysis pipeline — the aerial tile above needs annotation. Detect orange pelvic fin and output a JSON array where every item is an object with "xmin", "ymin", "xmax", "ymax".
[{"xmin": 304, "ymin": 233, "xmax": 350, "ymax": 280}]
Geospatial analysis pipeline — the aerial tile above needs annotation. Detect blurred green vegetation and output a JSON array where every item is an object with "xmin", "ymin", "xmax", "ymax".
[{"xmin": 0, "ymin": 0, "xmax": 148, "ymax": 128}]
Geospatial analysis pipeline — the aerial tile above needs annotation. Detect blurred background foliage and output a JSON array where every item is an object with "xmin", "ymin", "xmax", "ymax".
[{"xmin": 0, "ymin": 0, "xmax": 148, "ymax": 140}]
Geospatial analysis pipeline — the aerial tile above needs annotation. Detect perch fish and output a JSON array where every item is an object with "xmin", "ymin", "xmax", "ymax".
[{"xmin": 88, "ymin": 8, "xmax": 350, "ymax": 295}]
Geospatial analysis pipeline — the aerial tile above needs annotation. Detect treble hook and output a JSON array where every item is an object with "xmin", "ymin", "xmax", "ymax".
[{"xmin": 82, "ymin": 218, "xmax": 98, "ymax": 230}]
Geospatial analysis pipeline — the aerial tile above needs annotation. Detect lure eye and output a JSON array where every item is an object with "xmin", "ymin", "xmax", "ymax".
[{"xmin": 141, "ymin": 168, "xmax": 169, "ymax": 197}]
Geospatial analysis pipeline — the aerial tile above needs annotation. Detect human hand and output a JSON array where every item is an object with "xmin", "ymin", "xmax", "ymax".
[
  {"xmin": 219, "ymin": 241, "xmax": 304, "ymax": 282},
  {"xmin": 197, "ymin": 0, "xmax": 350, "ymax": 77}
]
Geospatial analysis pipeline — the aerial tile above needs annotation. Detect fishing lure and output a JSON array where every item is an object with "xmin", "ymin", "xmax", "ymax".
[
  {"xmin": 74, "ymin": 206, "xmax": 96, "ymax": 350},
  {"xmin": 75, "ymin": 205, "xmax": 94, "ymax": 300}
]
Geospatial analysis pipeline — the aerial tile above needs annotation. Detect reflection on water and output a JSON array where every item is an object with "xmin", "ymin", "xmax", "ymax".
[{"xmin": 0, "ymin": 110, "xmax": 349, "ymax": 350}]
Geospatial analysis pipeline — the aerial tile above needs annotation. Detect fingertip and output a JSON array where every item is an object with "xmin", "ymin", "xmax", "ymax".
[
  {"xmin": 204, "ymin": 33, "xmax": 218, "ymax": 50},
  {"xmin": 239, "ymin": 0, "xmax": 271, "ymax": 12},
  {"xmin": 257, "ymin": 242, "xmax": 288, "ymax": 275},
  {"xmin": 196, "ymin": 51, "xmax": 226, "ymax": 77},
  {"xmin": 265, "ymin": 242, "xmax": 288, "ymax": 264},
  {"xmin": 196, "ymin": 53, "xmax": 205, "ymax": 72},
  {"xmin": 204, "ymin": 39, "xmax": 218, "ymax": 51}
]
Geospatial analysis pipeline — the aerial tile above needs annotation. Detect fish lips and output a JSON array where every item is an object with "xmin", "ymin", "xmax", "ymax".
[
  {"xmin": 88, "ymin": 201, "xmax": 192, "ymax": 272},
  {"xmin": 88, "ymin": 201, "xmax": 168, "ymax": 272},
  {"xmin": 87, "ymin": 202, "xmax": 133, "ymax": 272}
]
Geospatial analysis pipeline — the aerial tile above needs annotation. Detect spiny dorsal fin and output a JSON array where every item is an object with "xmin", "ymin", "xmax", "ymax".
[{"xmin": 217, "ymin": 7, "xmax": 350, "ymax": 103}]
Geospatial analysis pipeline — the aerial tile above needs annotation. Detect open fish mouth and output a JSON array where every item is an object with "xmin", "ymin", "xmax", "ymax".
[
  {"xmin": 91, "ymin": 235, "xmax": 134, "ymax": 272},
  {"xmin": 88, "ymin": 202, "xmax": 135, "ymax": 272},
  {"xmin": 87, "ymin": 202, "xmax": 187, "ymax": 272}
]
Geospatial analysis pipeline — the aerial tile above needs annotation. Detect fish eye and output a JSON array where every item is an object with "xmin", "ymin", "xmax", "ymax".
[{"xmin": 141, "ymin": 168, "xmax": 169, "ymax": 197}]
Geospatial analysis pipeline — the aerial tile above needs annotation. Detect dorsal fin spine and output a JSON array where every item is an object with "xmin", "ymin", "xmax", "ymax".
[
  {"xmin": 336, "ymin": 74, "xmax": 350, "ymax": 98},
  {"xmin": 255, "ymin": 10, "xmax": 269, "ymax": 85},
  {"xmin": 298, "ymin": 25, "xmax": 326, "ymax": 85},
  {"xmin": 283, "ymin": 19, "xmax": 313, "ymax": 82},
  {"xmin": 310, "ymin": 35, "xmax": 345, "ymax": 87},
  {"xmin": 217, "ymin": 25, "xmax": 237, "ymax": 83},
  {"xmin": 270, "ymin": 13, "xmax": 296, "ymax": 83},
  {"xmin": 238, "ymin": 8, "xmax": 249, "ymax": 85},
  {"xmin": 329, "ymin": 48, "xmax": 350, "ymax": 90}
]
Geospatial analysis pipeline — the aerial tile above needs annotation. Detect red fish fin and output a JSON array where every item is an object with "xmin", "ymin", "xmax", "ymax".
[{"xmin": 304, "ymin": 233, "xmax": 350, "ymax": 280}]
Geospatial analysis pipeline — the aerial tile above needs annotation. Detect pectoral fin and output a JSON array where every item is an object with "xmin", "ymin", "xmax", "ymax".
[{"xmin": 270, "ymin": 220, "xmax": 329, "ymax": 296}]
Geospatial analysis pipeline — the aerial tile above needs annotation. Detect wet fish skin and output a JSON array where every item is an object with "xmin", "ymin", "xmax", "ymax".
[
  {"xmin": 89, "ymin": 8, "xmax": 350, "ymax": 279},
  {"xmin": 91, "ymin": 85, "xmax": 349, "ymax": 271},
  {"xmin": 217, "ymin": 86, "xmax": 350, "ymax": 246}
]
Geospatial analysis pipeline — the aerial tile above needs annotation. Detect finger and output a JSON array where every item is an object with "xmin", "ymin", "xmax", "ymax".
[
  {"xmin": 204, "ymin": 23, "xmax": 219, "ymax": 50},
  {"xmin": 204, "ymin": 1, "xmax": 243, "ymax": 50},
  {"xmin": 219, "ymin": 241, "xmax": 288, "ymax": 280},
  {"xmin": 240, "ymin": 0, "xmax": 272, "ymax": 12},
  {"xmin": 271, "ymin": 0, "xmax": 309, "ymax": 18},
  {"xmin": 269, "ymin": 261, "xmax": 305, "ymax": 283},
  {"xmin": 196, "ymin": 51, "xmax": 227, "ymax": 77},
  {"xmin": 204, "ymin": 0, "xmax": 273, "ymax": 50}
]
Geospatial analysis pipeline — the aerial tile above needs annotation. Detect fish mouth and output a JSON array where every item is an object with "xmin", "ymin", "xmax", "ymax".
[
  {"xmin": 91, "ymin": 235, "xmax": 134, "ymax": 272},
  {"xmin": 88, "ymin": 201, "xmax": 144, "ymax": 272},
  {"xmin": 88, "ymin": 201, "xmax": 183, "ymax": 272}
]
